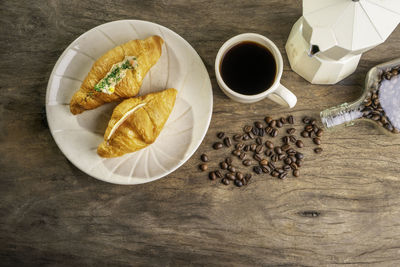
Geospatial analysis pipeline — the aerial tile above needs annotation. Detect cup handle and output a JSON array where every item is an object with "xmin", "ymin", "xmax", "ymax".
[{"xmin": 267, "ymin": 83, "xmax": 297, "ymax": 108}]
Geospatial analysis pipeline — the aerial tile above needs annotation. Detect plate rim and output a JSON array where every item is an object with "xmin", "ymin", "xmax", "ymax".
[{"xmin": 45, "ymin": 19, "xmax": 213, "ymax": 185}]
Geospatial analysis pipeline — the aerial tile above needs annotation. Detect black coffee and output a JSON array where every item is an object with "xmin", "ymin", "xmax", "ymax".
[{"xmin": 220, "ymin": 41, "xmax": 277, "ymax": 95}]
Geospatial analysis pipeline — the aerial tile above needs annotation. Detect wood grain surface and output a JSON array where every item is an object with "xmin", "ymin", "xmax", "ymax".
[{"xmin": 2, "ymin": 0, "xmax": 400, "ymax": 266}]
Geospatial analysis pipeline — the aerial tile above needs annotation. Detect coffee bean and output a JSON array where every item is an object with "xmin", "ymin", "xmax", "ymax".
[
  {"xmin": 236, "ymin": 142, "xmax": 245, "ymax": 150},
  {"xmin": 215, "ymin": 170, "xmax": 223, "ymax": 178},
  {"xmin": 274, "ymin": 147, "xmax": 282, "ymax": 154},
  {"xmin": 313, "ymin": 125, "xmax": 319, "ymax": 134},
  {"xmin": 228, "ymin": 166, "xmax": 236, "ymax": 173},
  {"xmin": 213, "ymin": 142, "xmax": 223, "ymax": 150},
  {"xmin": 287, "ymin": 128, "xmax": 296, "ymax": 135},
  {"xmin": 256, "ymin": 137, "xmax": 262, "ymax": 145},
  {"xmin": 269, "ymin": 120, "xmax": 277, "ymax": 128},
  {"xmin": 217, "ymin": 132, "xmax": 225, "ymax": 139},
  {"xmin": 199, "ymin": 164, "xmax": 208, "ymax": 171},
  {"xmin": 265, "ymin": 116, "xmax": 273, "ymax": 124},
  {"xmin": 278, "ymin": 154, "xmax": 286, "ymax": 160},
  {"xmin": 364, "ymin": 98, "xmax": 372, "ymax": 106},
  {"xmin": 280, "ymin": 117, "xmax": 287, "ymax": 124},
  {"xmin": 362, "ymin": 109, "xmax": 371, "ymax": 116},
  {"xmin": 305, "ymin": 125, "xmax": 313, "ymax": 132},
  {"xmin": 314, "ymin": 147, "xmax": 323, "ymax": 154},
  {"xmin": 233, "ymin": 134, "xmax": 243, "ymax": 142},
  {"xmin": 255, "ymin": 121, "xmax": 263, "ymax": 129},
  {"xmin": 310, "ymin": 119, "xmax": 316, "ymax": 125},
  {"xmin": 226, "ymin": 173, "xmax": 235, "ymax": 180},
  {"xmin": 316, "ymin": 129, "xmax": 323, "ymax": 137},
  {"xmin": 287, "ymin": 149, "xmax": 296, "ymax": 155},
  {"xmin": 260, "ymin": 159, "xmax": 269, "ymax": 166},
  {"xmin": 234, "ymin": 179, "xmax": 243, "ymax": 187},
  {"xmin": 244, "ymin": 125, "xmax": 252, "ymax": 133},
  {"xmin": 248, "ymin": 132, "xmax": 255, "ymax": 139},
  {"xmin": 223, "ymin": 137, "xmax": 232, "ymax": 147},
  {"xmin": 281, "ymin": 144, "xmax": 290, "ymax": 151},
  {"xmin": 277, "ymin": 168, "xmax": 284, "ymax": 174},
  {"xmin": 200, "ymin": 154, "xmax": 209, "ymax": 162},
  {"xmin": 293, "ymin": 169, "xmax": 300, "ymax": 177},
  {"xmin": 303, "ymin": 117, "xmax": 311, "ymax": 124},
  {"xmin": 254, "ymin": 154, "xmax": 262, "ymax": 162},
  {"xmin": 271, "ymin": 128, "xmax": 278, "ymax": 137},
  {"xmin": 243, "ymin": 134, "xmax": 250, "ymax": 141},
  {"xmin": 284, "ymin": 157, "xmax": 292, "ymax": 165},
  {"xmin": 268, "ymin": 162, "xmax": 276, "ymax": 170},
  {"xmin": 261, "ymin": 166, "xmax": 271, "ymax": 173},
  {"xmin": 296, "ymin": 160, "xmax": 303, "ymax": 167},
  {"xmin": 371, "ymin": 110, "xmax": 380, "ymax": 116},
  {"xmin": 287, "ymin": 150, "xmax": 296, "ymax": 157},
  {"xmin": 289, "ymin": 135, "xmax": 297, "ymax": 143},
  {"xmin": 287, "ymin": 115, "xmax": 294, "ymax": 124},
  {"xmin": 259, "ymin": 128, "xmax": 265, "ymax": 137},
  {"xmin": 244, "ymin": 145, "xmax": 250, "ymax": 152},
  {"xmin": 271, "ymin": 154, "xmax": 278, "ymax": 162},
  {"xmin": 290, "ymin": 162, "xmax": 298, "ymax": 170},
  {"xmin": 253, "ymin": 166, "xmax": 262, "ymax": 174},
  {"xmin": 296, "ymin": 140, "xmax": 304, "ymax": 148},
  {"xmin": 289, "ymin": 156, "xmax": 297, "ymax": 163},
  {"xmin": 209, "ymin": 172, "xmax": 217, "ymax": 180},
  {"xmin": 271, "ymin": 170, "xmax": 279, "ymax": 177},
  {"xmin": 371, "ymin": 114, "xmax": 380, "ymax": 121},
  {"xmin": 245, "ymin": 173, "xmax": 254, "ymax": 184},
  {"xmin": 222, "ymin": 178, "xmax": 230, "ymax": 185},
  {"xmin": 251, "ymin": 127, "xmax": 259, "ymax": 136},
  {"xmin": 283, "ymin": 164, "xmax": 291, "ymax": 171},
  {"xmin": 265, "ymin": 127, "xmax": 273, "ymax": 134},
  {"xmin": 225, "ymin": 157, "xmax": 233, "ymax": 165},
  {"xmin": 265, "ymin": 149, "xmax": 273, "ymax": 157},
  {"xmin": 301, "ymin": 131, "xmax": 309, "ymax": 138},
  {"xmin": 220, "ymin": 162, "xmax": 228, "ymax": 169},
  {"xmin": 250, "ymin": 144, "xmax": 257, "ymax": 151},
  {"xmin": 239, "ymin": 152, "xmax": 246, "ymax": 160},
  {"xmin": 256, "ymin": 145, "xmax": 264, "ymax": 154},
  {"xmin": 282, "ymin": 136, "xmax": 289, "ymax": 144},
  {"xmin": 232, "ymin": 149, "xmax": 241, "ymax": 156},
  {"xmin": 279, "ymin": 172, "xmax": 288, "ymax": 179},
  {"xmin": 295, "ymin": 152, "xmax": 304, "ymax": 160},
  {"xmin": 265, "ymin": 141, "xmax": 274, "ymax": 149},
  {"xmin": 313, "ymin": 137, "xmax": 321, "ymax": 145},
  {"xmin": 276, "ymin": 120, "xmax": 283, "ymax": 128},
  {"xmin": 243, "ymin": 159, "xmax": 252, "ymax": 166},
  {"xmin": 236, "ymin": 172, "xmax": 244, "ymax": 180}
]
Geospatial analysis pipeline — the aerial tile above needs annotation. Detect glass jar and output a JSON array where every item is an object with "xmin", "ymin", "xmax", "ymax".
[{"xmin": 320, "ymin": 58, "xmax": 400, "ymax": 135}]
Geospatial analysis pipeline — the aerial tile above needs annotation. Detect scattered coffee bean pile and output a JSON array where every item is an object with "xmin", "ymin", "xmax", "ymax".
[
  {"xmin": 361, "ymin": 67, "xmax": 400, "ymax": 134},
  {"xmin": 198, "ymin": 115, "xmax": 324, "ymax": 187}
]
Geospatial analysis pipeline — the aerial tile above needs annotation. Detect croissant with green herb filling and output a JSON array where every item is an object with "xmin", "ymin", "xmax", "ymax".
[
  {"xmin": 97, "ymin": 88, "xmax": 177, "ymax": 158},
  {"xmin": 70, "ymin": 35, "xmax": 164, "ymax": 115}
]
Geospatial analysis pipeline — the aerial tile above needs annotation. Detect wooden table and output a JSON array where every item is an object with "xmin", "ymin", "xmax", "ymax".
[{"xmin": 2, "ymin": 1, "xmax": 400, "ymax": 265}]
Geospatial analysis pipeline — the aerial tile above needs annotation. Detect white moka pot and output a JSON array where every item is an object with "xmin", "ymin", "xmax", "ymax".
[{"xmin": 286, "ymin": 0, "xmax": 400, "ymax": 85}]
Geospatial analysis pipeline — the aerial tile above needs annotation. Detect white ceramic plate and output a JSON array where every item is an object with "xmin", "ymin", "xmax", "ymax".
[{"xmin": 46, "ymin": 20, "xmax": 213, "ymax": 185}]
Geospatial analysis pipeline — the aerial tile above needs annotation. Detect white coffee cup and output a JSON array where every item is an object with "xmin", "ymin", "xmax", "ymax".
[{"xmin": 215, "ymin": 33, "xmax": 297, "ymax": 107}]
